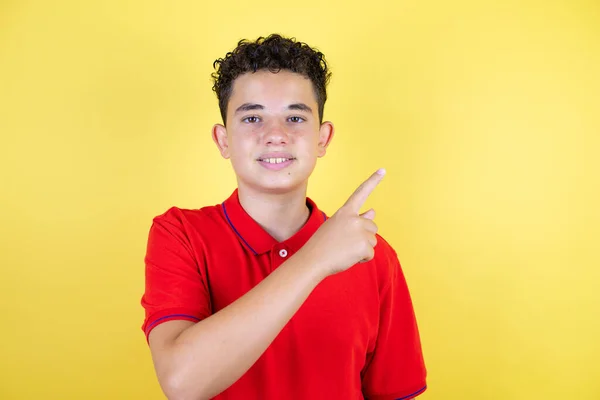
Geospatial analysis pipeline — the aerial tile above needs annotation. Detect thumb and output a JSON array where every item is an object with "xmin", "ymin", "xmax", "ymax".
[{"xmin": 360, "ymin": 208, "xmax": 376, "ymax": 220}]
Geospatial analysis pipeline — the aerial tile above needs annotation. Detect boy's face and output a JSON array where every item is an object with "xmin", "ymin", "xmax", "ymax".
[{"xmin": 212, "ymin": 69, "xmax": 334, "ymax": 195}]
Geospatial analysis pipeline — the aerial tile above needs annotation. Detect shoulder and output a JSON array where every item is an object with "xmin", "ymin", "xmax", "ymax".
[
  {"xmin": 146, "ymin": 203, "xmax": 226, "ymax": 250},
  {"xmin": 150, "ymin": 204, "xmax": 223, "ymax": 231},
  {"xmin": 374, "ymin": 233, "xmax": 399, "ymax": 262},
  {"xmin": 371, "ymin": 233, "xmax": 404, "ymax": 286}
]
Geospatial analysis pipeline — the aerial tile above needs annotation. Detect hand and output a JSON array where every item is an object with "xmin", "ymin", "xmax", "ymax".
[{"xmin": 300, "ymin": 168, "xmax": 386, "ymax": 277}]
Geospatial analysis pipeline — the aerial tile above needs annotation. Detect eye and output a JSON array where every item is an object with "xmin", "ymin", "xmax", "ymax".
[
  {"xmin": 288, "ymin": 116, "xmax": 305, "ymax": 123},
  {"xmin": 242, "ymin": 116, "xmax": 260, "ymax": 123}
]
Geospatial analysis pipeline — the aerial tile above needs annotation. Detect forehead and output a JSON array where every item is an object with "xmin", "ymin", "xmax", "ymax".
[{"xmin": 229, "ymin": 69, "xmax": 317, "ymax": 109}]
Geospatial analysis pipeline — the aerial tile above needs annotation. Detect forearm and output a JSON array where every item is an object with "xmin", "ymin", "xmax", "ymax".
[{"xmin": 160, "ymin": 251, "xmax": 325, "ymax": 399}]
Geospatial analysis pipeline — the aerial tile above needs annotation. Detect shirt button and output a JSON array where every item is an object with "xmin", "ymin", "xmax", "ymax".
[{"xmin": 279, "ymin": 249, "xmax": 288, "ymax": 258}]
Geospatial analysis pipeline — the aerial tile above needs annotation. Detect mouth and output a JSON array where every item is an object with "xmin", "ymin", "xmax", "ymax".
[
  {"xmin": 256, "ymin": 157, "xmax": 296, "ymax": 164},
  {"xmin": 256, "ymin": 155, "xmax": 296, "ymax": 171}
]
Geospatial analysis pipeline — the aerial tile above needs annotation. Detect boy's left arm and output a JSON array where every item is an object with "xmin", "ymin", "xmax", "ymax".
[{"xmin": 361, "ymin": 239, "xmax": 427, "ymax": 400}]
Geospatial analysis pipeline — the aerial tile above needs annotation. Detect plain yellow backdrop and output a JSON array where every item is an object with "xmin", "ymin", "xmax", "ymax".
[{"xmin": 1, "ymin": 0, "xmax": 599, "ymax": 399}]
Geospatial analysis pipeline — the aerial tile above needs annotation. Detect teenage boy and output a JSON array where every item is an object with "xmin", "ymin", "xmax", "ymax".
[{"xmin": 141, "ymin": 34, "xmax": 427, "ymax": 400}]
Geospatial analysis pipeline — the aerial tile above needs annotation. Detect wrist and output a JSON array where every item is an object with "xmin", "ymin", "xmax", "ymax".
[{"xmin": 291, "ymin": 246, "xmax": 330, "ymax": 283}]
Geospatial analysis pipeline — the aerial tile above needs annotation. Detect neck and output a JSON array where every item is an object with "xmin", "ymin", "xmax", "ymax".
[{"xmin": 237, "ymin": 184, "xmax": 310, "ymax": 243}]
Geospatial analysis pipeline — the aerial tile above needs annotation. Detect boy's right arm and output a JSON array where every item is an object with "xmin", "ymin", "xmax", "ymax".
[
  {"xmin": 148, "ymin": 169, "xmax": 386, "ymax": 400},
  {"xmin": 149, "ymin": 250, "xmax": 326, "ymax": 400}
]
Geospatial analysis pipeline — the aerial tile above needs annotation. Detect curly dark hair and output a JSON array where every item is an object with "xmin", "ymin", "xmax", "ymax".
[{"xmin": 211, "ymin": 34, "xmax": 331, "ymax": 125}]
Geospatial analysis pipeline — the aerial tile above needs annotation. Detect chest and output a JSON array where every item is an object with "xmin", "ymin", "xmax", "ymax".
[{"xmin": 202, "ymin": 235, "xmax": 381, "ymax": 358}]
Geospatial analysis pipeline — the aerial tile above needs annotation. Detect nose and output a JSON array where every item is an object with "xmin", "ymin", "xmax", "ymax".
[{"xmin": 264, "ymin": 121, "xmax": 289, "ymax": 146}]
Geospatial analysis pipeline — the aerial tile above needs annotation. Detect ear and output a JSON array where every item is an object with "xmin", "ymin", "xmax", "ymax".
[
  {"xmin": 212, "ymin": 123, "xmax": 230, "ymax": 159},
  {"xmin": 317, "ymin": 121, "xmax": 335, "ymax": 158}
]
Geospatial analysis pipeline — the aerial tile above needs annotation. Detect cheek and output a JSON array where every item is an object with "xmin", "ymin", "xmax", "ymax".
[
  {"xmin": 230, "ymin": 134, "xmax": 256, "ymax": 154},
  {"xmin": 294, "ymin": 128, "xmax": 320, "ymax": 146}
]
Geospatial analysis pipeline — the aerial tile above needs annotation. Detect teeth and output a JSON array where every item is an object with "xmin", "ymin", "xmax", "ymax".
[{"xmin": 262, "ymin": 157, "xmax": 290, "ymax": 164}]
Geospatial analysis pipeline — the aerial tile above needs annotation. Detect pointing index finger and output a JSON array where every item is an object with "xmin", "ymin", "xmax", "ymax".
[{"xmin": 344, "ymin": 168, "xmax": 386, "ymax": 214}]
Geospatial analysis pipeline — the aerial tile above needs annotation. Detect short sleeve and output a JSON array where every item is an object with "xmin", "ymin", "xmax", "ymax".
[
  {"xmin": 362, "ymin": 243, "xmax": 427, "ymax": 400},
  {"xmin": 140, "ymin": 208, "xmax": 212, "ymax": 342}
]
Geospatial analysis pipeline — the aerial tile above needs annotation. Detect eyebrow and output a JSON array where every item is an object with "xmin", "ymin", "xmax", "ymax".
[
  {"xmin": 287, "ymin": 103, "xmax": 313, "ymax": 113},
  {"xmin": 234, "ymin": 103, "xmax": 264, "ymax": 114},
  {"xmin": 234, "ymin": 103, "xmax": 313, "ymax": 114}
]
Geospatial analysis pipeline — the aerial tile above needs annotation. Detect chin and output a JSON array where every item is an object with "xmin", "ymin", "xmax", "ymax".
[
  {"xmin": 233, "ymin": 160, "xmax": 315, "ymax": 194},
  {"xmin": 241, "ymin": 175, "xmax": 308, "ymax": 195},
  {"xmin": 260, "ymin": 180, "xmax": 305, "ymax": 194}
]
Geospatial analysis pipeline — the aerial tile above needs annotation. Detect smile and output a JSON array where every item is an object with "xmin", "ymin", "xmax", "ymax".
[
  {"xmin": 257, "ymin": 157, "xmax": 296, "ymax": 171},
  {"xmin": 258, "ymin": 157, "xmax": 295, "ymax": 164}
]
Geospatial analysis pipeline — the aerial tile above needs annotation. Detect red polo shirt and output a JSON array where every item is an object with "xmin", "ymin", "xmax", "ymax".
[{"xmin": 141, "ymin": 189, "xmax": 427, "ymax": 399}]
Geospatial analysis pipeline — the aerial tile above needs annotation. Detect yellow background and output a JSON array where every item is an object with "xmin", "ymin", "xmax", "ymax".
[{"xmin": 1, "ymin": 0, "xmax": 598, "ymax": 398}]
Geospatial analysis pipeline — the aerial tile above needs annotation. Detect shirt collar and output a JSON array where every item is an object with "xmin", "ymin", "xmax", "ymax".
[{"xmin": 221, "ymin": 188, "xmax": 327, "ymax": 255}]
